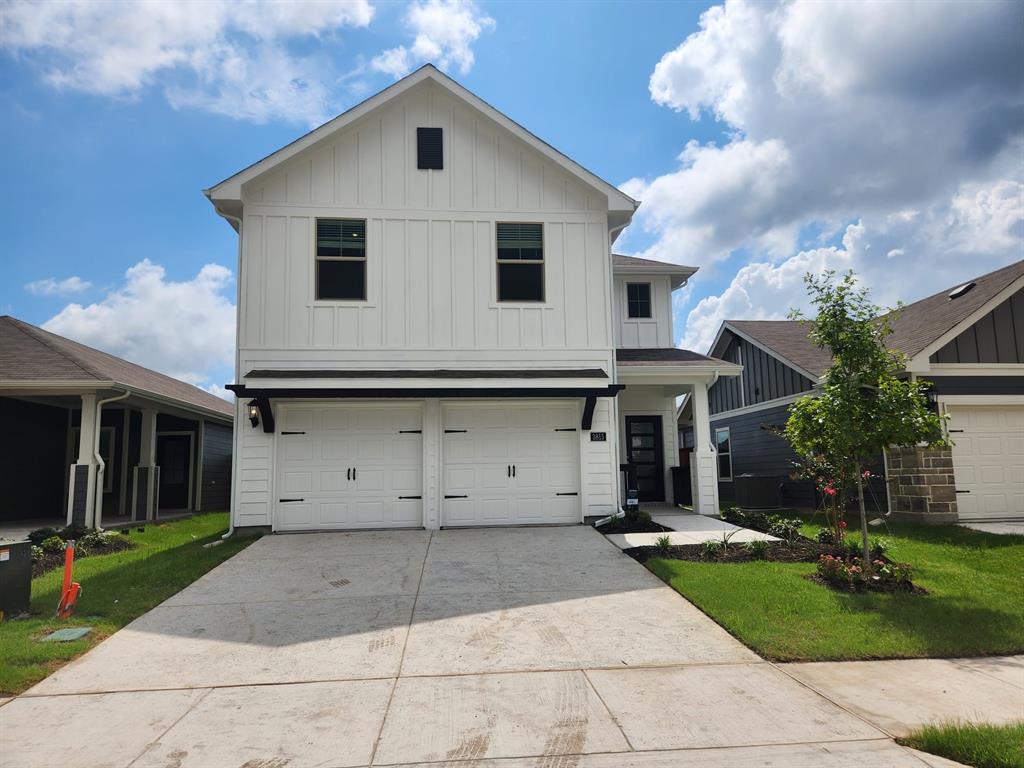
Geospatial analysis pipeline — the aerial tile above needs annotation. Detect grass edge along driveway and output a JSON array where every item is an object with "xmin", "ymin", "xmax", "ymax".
[
  {"xmin": 899, "ymin": 721, "xmax": 1024, "ymax": 768},
  {"xmin": 646, "ymin": 516, "xmax": 1024, "ymax": 662},
  {"xmin": 0, "ymin": 512, "xmax": 255, "ymax": 695}
]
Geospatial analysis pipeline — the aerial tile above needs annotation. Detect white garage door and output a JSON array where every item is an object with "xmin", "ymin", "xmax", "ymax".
[
  {"xmin": 275, "ymin": 404, "xmax": 423, "ymax": 531},
  {"xmin": 948, "ymin": 404, "xmax": 1024, "ymax": 521},
  {"xmin": 442, "ymin": 401, "xmax": 580, "ymax": 526}
]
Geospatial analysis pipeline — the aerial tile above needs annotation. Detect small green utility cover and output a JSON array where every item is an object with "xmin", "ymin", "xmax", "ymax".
[{"xmin": 43, "ymin": 627, "xmax": 91, "ymax": 642}]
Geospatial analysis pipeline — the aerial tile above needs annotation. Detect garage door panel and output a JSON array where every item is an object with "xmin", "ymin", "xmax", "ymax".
[
  {"xmin": 275, "ymin": 404, "xmax": 423, "ymax": 531},
  {"xmin": 441, "ymin": 402, "xmax": 580, "ymax": 527},
  {"xmin": 948, "ymin": 404, "xmax": 1024, "ymax": 521}
]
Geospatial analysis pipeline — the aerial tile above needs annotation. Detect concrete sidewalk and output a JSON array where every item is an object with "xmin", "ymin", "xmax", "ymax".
[
  {"xmin": 604, "ymin": 507, "xmax": 779, "ymax": 549},
  {"xmin": 0, "ymin": 525, "xmax": 940, "ymax": 768}
]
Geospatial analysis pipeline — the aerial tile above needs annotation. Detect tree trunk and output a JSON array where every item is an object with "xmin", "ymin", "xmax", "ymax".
[{"xmin": 856, "ymin": 463, "xmax": 871, "ymax": 566}]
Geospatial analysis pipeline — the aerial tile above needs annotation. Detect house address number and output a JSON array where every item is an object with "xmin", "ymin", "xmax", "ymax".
[{"xmin": 590, "ymin": 432, "xmax": 607, "ymax": 442}]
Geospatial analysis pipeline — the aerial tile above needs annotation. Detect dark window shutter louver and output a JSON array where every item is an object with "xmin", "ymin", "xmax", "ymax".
[{"xmin": 417, "ymin": 127, "xmax": 443, "ymax": 170}]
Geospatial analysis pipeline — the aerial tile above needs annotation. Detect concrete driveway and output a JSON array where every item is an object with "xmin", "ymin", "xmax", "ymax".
[{"xmin": 3, "ymin": 526, "xmax": 934, "ymax": 767}]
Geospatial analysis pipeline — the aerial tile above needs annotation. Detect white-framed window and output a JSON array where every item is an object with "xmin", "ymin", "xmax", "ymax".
[
  {"xmin": 315, "ymin": 218, "xmax": 366, "ymax": 300},
  {"xmin": 496, "ymin": 222, "xmax": 544, "ymax": 302},
  {"xmin": 627, "ymin": 282, "xmax": 652, "ymax": 318},
  {"xmin": 715, "ymin": 426, "xmax": 732, "ymax": 481}
]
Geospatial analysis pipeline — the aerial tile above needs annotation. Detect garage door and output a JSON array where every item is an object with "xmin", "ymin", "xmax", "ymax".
[
  {"xmin": 442, "ymin": 402, "xmax": 580, "ymax": 526},
  {"xmin": 947, "ymin": 404, "xmax": 1024, "ymax": 520},
  {"xmin": 275, "ymin": 404, "xmax": 423, "ymax": 531}
]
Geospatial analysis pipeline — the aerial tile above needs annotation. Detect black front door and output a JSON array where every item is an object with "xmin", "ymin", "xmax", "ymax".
[
  {"xmin": 157, "ymin": 435, "xmax": 191, "ymax": 511},
  {"xmin": 625, "ymin": 416, "xmax": 665, "ymax": 502}
]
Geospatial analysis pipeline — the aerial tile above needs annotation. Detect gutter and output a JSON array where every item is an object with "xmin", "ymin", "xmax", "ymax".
[
  {"xmin": 94, "ymin": 388, "xmax": 131, "ymax": 529},
  {"xmin": 217, "ymin": 210, "xmax": 244, "ymax": 541}
]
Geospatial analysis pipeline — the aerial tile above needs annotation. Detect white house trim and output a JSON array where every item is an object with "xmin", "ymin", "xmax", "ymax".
[{"xmin": 708, "ymin": 390, "xmax": 811, "ymax": 422}]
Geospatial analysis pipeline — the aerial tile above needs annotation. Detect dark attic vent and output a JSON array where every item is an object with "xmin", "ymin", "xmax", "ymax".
[
  {"xmin": 417, "ymin": 127, "xmax": 443, "ymax": 170},
  {"xmin": 948, "ymin": 282, "xmax": 976, "ymax": 299}
]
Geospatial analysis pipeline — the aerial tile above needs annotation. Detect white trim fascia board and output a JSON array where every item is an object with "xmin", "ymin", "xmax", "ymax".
[
  {"xmin": 613, "ymin": 264, "xmax": 697, "ymax": 291},
  {"xmin": 924, "ymin": 364, "xmax": 1024, "ymax": 376},
  {"xmin": 616, "ymin": 364, "xmax": 742, "ymax": 381},
  {"xmin": 905, "ymin": 273, "xmax": 1024, "ymax": 372},
  {"xmin": 241, "ymin": 376, "xmax": 608, "ymax": 390},
  {"xmin": 125, "ymin": 387, "xmax": 234, "ymax": 424},
  {"xmin": 721, "ymin": 322, "xmax": 823, "ymax": 383},
  {"xmin": 206, "ymin": 65, "xmax": 638, "ymax": 215},
  {"xmin": 937, "ymin": 394, "xmax": 1024, "ymax": 406},
  {"xmin": 708, "ymin": 391, "xmax": 812, "ymax": 422}
]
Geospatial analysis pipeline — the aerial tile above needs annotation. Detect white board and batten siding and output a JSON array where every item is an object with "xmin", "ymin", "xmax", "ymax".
[{"xmin": 614, "ymin": 275, "xmax": 674, "ymax": 349}]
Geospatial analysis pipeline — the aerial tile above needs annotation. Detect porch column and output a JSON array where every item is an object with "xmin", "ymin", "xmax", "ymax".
[
  {"xmin": 67, "ymin": 393, "xmax": 99, "ymax": 528},
  {"xmin": 690, "ymin": 381, "xmax": 720, "ymax": 516},
  {"xmin": 133, "ymin": 408, "xmax": 159, "ymax": 521}
]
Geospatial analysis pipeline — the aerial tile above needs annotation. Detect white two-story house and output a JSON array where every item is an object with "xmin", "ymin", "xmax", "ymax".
[{"xmin": 205, "ymin": 65, "xmax": 740, "ymax": 534}]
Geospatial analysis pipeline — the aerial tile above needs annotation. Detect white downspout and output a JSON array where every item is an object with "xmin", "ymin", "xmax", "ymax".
[
  {"xmin": 217, "ymin": 208, "xmax": 243, "ymax": 541},
  {"xmin": 94, "ymin": 388, "xmax": 131, "ymax": 529}
]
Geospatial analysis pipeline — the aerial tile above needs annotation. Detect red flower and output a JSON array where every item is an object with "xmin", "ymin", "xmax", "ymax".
[
  {"xmin": 823, "ymin": 484, "xmax": 837, "ymax": 497},
  {"xmin": 839, "ymin": 520, "xmax": 847, "ymax": 529}
]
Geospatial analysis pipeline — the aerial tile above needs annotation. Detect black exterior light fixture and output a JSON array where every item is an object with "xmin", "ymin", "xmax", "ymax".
[{"xmin": 248, "ymin": 400, "xmax": 260, "ymax": 428}]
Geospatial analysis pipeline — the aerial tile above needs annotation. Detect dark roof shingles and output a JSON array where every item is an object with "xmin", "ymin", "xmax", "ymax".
[{"xmin": 0, "ymin": 316, "xmax": 233, "ymax": 417}]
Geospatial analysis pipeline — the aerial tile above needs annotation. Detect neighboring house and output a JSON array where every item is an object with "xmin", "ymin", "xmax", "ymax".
[
  {"xmin": 689, "ymin": 260, "xmax": 1024, "ymax": 522},
  {"xmin": 205, "ymin": 65, "xmax": 740, "ymax": 534},
  {"xmin": 0, "ymin": 316, "xmax": 234, "ymax": 530}
]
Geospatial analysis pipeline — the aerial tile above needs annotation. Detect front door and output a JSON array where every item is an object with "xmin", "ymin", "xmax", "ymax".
[
  {"xmin": 157, "ymin": 434, "xmax": 191, "ymax": 512},
  {"xmin": 625, "ymin": 416, "xmax": 664, "ymax": 502}
]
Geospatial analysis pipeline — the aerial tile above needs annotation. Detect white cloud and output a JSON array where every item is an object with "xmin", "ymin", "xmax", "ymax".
[
  {"xmin": 43, "ymin": 260, "xmax": 235, "ymax": 389},
  {"xmin": 204, "ymin": 384, "xmax": 234, "ymax": 402},
  {"xmin": 25, "ymin": 276, "xmax": 92, "ymax": 296},
  {"xmin": 0, "ymin": 0, "xmax": 374, "ymax": 124},
  {"xmin": 371, "ymin": 0, "xmax": 494, "ymax": 78},
  {"xmin": 622, "ymin": 0, "xmax": 1023, "ymax": 269}
]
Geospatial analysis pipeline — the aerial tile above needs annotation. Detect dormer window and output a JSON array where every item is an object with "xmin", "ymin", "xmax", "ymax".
[
  {"xmin": 627, "ymin": 283, "xmax": 652, "ymax": 318},
  {"xmin": 316, "ymin": 218, "xmax": 366, "ymax": 300}
]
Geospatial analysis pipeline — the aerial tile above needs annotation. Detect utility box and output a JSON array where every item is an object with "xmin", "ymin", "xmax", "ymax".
[
  {"xmin": 0, "ymin": 539, "xmax": 32, "ymax": 619},
  {"xmin": 734, "ymin": 474, "xmax": 783, "ymax": 510}
]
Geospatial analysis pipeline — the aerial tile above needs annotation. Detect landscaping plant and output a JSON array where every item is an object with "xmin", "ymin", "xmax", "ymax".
[{"xmin": 784, "ymin": 270, "xmax": 946, "ymax": 567}]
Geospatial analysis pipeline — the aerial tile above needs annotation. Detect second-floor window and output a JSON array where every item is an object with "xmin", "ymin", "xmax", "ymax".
[
  {"xmin": 316, "ymin": 218, "xmax": 366, "ymax": 300},
  {"xmin": 496, "ymin": 222, "xmax": 544, "ymax": 302},
  {"xmin": 627, "ymin": 283, "xmax": 652, "ymax": 318}
]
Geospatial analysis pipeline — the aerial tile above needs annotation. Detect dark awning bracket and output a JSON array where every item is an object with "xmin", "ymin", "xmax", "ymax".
[
  {"xmin": 256, "ymin": 396, "xmax": 275, "ymax": 434},
  {"xmin": 581, "ymin": 396, "xmax": 598, "ymax": 430}
]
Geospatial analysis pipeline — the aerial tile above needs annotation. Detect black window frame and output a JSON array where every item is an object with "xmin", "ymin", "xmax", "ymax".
[
  {"xmin": 315, "ymin": 218, "xmax": 367, "ymax": 301},
  {"xmin": 715, "ymin": 426, "xmax": 732, "ymax": 481},
  {"xmin": 496, "ymin": 222, "xmax": 545, "ymax": 303},
  {"xmin": 627, "ymin": 282, "xmax": 652, "ymax": 319}
]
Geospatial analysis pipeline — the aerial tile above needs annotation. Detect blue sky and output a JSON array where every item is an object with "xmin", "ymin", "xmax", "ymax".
[{"xmin": 1, "ymin": 0, "xmax": 1021, "ymax": 396}]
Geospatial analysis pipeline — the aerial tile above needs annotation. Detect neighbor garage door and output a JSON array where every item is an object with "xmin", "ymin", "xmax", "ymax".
[
  {"xmin": 275, "ymin": 403, "xmax": 423, "ymax": 531},
  {"xmin": 947, "ymin": 403, "xmax": 1024, "ymax": 521},
  {"xmin": 442, "ymin": 401, "xmax": 580, "ymax": 526}
]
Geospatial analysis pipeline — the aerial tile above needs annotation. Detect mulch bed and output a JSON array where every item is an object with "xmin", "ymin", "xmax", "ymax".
[
  {"xmin": 623, "ymin": 538, "xmax": 828, "ymax": 564},
  {"xmin": 804, "ymin": 573, "xmax": 929, "ymax": 595},
  {"xmin": 595, "ymin": 519, "xmax": 673, "ymax": 534},
  {"xmin": 32, "ymin": 537, "xmax": 135, "ymax": 578}
]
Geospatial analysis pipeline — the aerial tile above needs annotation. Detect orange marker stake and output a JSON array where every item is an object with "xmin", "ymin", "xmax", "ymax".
[{"xmin": 56, "ymin": 540, "xmax": 81, "ymax": 619}]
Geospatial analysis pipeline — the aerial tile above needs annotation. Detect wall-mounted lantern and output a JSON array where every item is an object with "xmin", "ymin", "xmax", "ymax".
[{"xmin": 248, "ymin": 400, "xmax": 260, "ymax": 428}]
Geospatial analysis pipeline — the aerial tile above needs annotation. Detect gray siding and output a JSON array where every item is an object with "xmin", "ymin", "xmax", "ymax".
[
  {"xmin": 711, "ymin": 403, "xmax": 886, "ymax": 512},
  {"xmin": 201, "ymin": 421, "xmax": 233, "ymax": 511},
  {"xmin": 930, "ymin": 376, "xmax": 1024, "ymax": 396},
  {"xmin": 709, "ymin": 334, "xmax": 815, "ymax": 415},
  {"xmin": 930, "ymin": 289, "xmax": 1024, "ymax": 364}
]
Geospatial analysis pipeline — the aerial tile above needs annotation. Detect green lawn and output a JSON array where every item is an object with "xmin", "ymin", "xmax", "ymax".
[
  {"xmin": 899, "ymin": 722, "xmax": 1024, "ymax": 768},
  {"xmin": 0, "ymin": 512, "xmax": 254, "ymax": 695},
  {"xmin": 647, "ymin": 515, "xmax": 1024, "ymax": 661}
]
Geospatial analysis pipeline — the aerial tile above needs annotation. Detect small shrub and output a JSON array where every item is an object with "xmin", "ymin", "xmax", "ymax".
[
  {"xmin": 27, "ymin": 527, "xmax": 60, "ymax": 545},
  {"xmin": 817, "ymin": 554, "xmax": 913, "ymax": 590},
  {"xmin": 742, "ymin": 510, "xmax": 771, "ymax": 533},
  {"xmin": 744, "ymin": 539, "xmax": 770, "ymax": 559},
  {"xmin": 655, "ymin": 535, "xmax": 672, "ymax": 554},
  {"xmin": 721, "ymin": 507, "xmax": 745, "ymax": 526},
  {"xmin": 624, "ymin": 507, "xmax": 651, "ymax": 525},
  {"xmin": 870, "ymin": 536, "xmax": 892, "ymax": 558},
  {"xmin": 59, "ymin": 524, "xmax": 90, "ymax": 541},
  {"xmin": 815, "ymin": 528, "xmax": 838, "ymax": 546},
  {"xmin": 30, "ymin": 545, "xmax": 44, "ymax": 563},
  {"xmin": 768, "ymin": 517, "xmax": 801, "ymax": 542},
  {"xmin": 40, "ymin": 535, "xmax": 66, "ymax": 554},
  {"xmin": 701, "ymin": 539, "xmax": 723, "ymax": 559}
]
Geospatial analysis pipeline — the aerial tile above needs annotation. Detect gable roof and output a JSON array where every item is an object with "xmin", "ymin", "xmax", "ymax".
[
  {"xmin": 0, "ymin": 316, "xmax": 233, "ymax": 419},
  {"xmin": 712, "ymin": 259, "xmax": 1024, "ymax": 379},
  {"xmin": 205, "ymin": 64, "xmax": 639, "ymax": 226}
]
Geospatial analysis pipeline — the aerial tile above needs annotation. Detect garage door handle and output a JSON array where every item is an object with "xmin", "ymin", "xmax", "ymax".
[
  {"xmin": 445, "ymin": 429, "xmax": 467, "ymax": 433},
  {"xmin": 281, "ymin": 431, "xmax": 306, "ymax": 435},
  {"xmin": 507, "ymin": 464, "xmax": 511, "ymax": 477},
  {"xmin": 398, "ymin": 495, "xmax": 422, "ymax": 500},
  {"xmin": 512, "ymin": 465, "xmax": 516, "ymax": 477},
  {"xmin": 399, "ymin": 430, "xmax": 422, "ymax": 434},
  {"xmin": 956, "ymin": 490, "xmax": 971, "ymax": 494},
  {"xmin": 554, "ymin": 428, "xmax": 577, "ymax": 432},
  {"xmin": 445, "ymin": 495, "xmax": 468, "ymax": 499},
  {"xmin": 353, "ymin": 468, "xmax": 357, "ymax": 480},
  {"xmin": 347, "ymin": 468, "xmax": 351, "ymax": 481},
  {"xmin": 556, "ymin": 492, "xmax": 578, "ymax": 496},
  {"xmin": 279, "ymin": 498, "xmax": 304, "ymax": 503}
]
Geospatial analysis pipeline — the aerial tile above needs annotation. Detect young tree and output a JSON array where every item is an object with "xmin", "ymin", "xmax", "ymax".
[{"xmin": 784, "ymin": 271, "xmax": 946, "ymax": 566}]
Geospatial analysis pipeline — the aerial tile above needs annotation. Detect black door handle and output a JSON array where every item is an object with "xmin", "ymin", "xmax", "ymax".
[
  {"xmin": 512, "ymin": 465, "xmax": 516, "ymax": 477},
  {"xmin": 353, "ymin": 467, "xmax": 357, "ymax": 480},
  {"xmin": 279, "ymin": 498, "xmax": 304, "ymax": 503},
  {"xmin": 507, "ymin": 464, "xmax": 511, "ymax": 477},
  {"xmin": 347, "ymin": 467, "xmax": 351, "ymax": 481}
]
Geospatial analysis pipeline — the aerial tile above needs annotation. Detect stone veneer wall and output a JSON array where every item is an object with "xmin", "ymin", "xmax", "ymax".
[{"xmin": 887, "ymin": 447, "xmax": 959, "ymax": 523}]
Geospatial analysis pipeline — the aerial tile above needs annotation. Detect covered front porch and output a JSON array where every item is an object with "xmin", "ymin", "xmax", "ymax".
[{"xmin": 615, "ymin": 348, "xmax": 742, "ymax": 516}]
